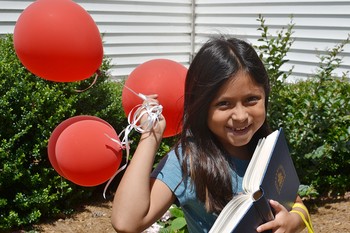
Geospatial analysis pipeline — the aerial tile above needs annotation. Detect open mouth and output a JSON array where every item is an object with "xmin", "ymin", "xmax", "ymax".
[
  {"xmin": 235, "ymin": 126, "xmax": 249, "ymax": 131},
  {"xmin": 227, "ymin": 125, "xmax": 251, "ymax": 135}
]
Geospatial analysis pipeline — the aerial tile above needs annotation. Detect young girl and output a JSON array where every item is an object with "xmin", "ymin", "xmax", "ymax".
[{"xmin": 112, "ymin": 37, "xmax": 310, "ymax": 233}]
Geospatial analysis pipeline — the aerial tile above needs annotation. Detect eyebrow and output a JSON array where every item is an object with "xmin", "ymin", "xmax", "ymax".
[{"xmin": 217, "ymin": 88, "xmax": 264, "ymax": 99}]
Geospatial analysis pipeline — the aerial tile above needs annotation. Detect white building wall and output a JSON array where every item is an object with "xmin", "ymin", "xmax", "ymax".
[
  {"xmin": 195, "ymin": 0, "xmax": 350, "ymax": 80},
  {"xmin": 78, "ymin": 0, "xmax": 193, "ymax": 78},
  {"xmin": 1, "ymin": 0, "xmax": 349, "ymax": 80}
]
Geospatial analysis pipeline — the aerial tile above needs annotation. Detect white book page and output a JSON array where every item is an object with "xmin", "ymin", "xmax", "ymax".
[
  {"xmin": 209, "ymin": 194, "xmax": 251, "ymax": 233},
  {"xmin": 242, "ymin": 130, "xmax": 279, "ymax": 193},
  {"xmin": 242, "ymin": 137, "xmax": 265, "ymax": 193}
]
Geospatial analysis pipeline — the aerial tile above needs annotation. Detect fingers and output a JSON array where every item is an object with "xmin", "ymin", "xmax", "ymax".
[
  {"xmin": 269, "ymin": 199, "xmax": 286, "ymax": 213},
  {"xmin": 135, "ymin": 94, "xmax": 165, "ymax": 136},
  {"xmin": 143, "ymin": 94, "xmax": 159, "ymax": 103},
  {"xmin": 257, "ymin": 220, "xmax": 275, "ymax": 232},
  {"xmin": 256, "ymin": 200, "xmax": 289, "ymax": 233},
  {"xmin": 141, "ymin": 94, "xmax": 159, "ymax": 107},
  {"xmin": 145, "ymin": 94, "xmax": 158, "ymax": 99}
]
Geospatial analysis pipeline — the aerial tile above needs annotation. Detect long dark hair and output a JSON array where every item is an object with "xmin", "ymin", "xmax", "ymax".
[{"xmin": 175, "ymin": 36, "xmax": 271, "ymax": 214}]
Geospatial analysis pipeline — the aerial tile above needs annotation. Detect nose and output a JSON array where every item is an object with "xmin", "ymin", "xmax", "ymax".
[{"xmin": 231, "ymin": 105, "xmax": 248, "ymax": 122}]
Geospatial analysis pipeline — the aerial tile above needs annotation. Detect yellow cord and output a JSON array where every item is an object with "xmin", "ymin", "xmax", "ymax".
[{"xmin": 290, "ymin": 203, "xmax": 314, "ymax": 233}]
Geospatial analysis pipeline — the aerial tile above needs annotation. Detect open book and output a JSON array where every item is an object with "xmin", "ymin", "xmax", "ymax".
[{"xmin": 209, "ymin": 128, "xmax": 300, "ymax": 233}]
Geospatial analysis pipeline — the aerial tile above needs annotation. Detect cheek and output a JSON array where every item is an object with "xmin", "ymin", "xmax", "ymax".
[
  {"xmin": 207, "ymin": 110, "xmax": 227, "ymax": 131},
  {"xmin": 255, "ymin": 106, "xmax": 266, "ymax": 125},
  {"xmin": 208, "ymin": 110, "xmax": 228, "ymax": 124}
]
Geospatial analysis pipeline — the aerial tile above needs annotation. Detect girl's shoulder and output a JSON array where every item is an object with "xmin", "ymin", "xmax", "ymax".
[{"xmin": 152, "ymin": 148, "xmax": 181, "ymax": 174}]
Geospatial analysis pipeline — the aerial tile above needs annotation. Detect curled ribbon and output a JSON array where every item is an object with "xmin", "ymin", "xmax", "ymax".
[{"xmin": 103, "ymin": 86, "xmax": 163, "ymax": 198}]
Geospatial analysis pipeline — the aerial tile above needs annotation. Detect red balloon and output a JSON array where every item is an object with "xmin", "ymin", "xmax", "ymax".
[
  {"xmin": 13, "ymin": 0, "xmax": 103, "ymax": 82},
  {"xmin": 48, "ymin": 115, "xmax": 113, "ymax": 178},
  {"xmin": 122, "ymin": 59, "xmax": 187, "ymax": 138},
  {"xmin": 54, "ymin": 119, "xmax": 122, "ymax": 187}
]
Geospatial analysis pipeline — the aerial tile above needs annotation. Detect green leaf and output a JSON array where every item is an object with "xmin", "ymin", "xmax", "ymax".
[
  {"xmin": 169, "ymin": 206, "xmax": 185, "ymax": 218},
  {"xmin": 170, "ymin": 217, "xmax": 187, "ymax": 231}
]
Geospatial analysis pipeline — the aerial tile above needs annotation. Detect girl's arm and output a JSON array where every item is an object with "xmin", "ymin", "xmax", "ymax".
[
  {"xmin": 111, "ymin": 96, "xmax": 176, "ymax": 233},
  {"xmin": 256, "ymin": 196, "xmax": 309, "ymax": 233}
]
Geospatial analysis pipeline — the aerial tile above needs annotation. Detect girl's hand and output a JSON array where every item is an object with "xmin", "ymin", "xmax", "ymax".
[
  {"xmin": 257, "ymin": 200, "xmax": 304, "ymax": 233},
  {"xmin": 139, "ymin": 94, "xmax": 166, "ymax": 140}
]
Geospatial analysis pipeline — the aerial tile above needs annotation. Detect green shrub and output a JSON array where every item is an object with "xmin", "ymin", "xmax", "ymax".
[
  {"xmin": 0, "ymin": 34, "xmax": 126, "ymax": 230},
  {"xmin": 255, "ymin": 16, "xmax": 350, "ymax": 196},
  {"xmin": 280, "ymin": 56, "xmax": 350, "ymax": 196}
]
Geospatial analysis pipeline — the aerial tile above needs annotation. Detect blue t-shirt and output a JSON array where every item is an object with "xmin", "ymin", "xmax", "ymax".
[{"xmin": 151, "ymin": 149, "xmax": 250, "ymax": 233}]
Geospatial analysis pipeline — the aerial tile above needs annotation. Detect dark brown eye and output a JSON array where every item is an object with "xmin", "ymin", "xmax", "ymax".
[
  {"xmin": 216, "ymin": 101, "xmax": 229, "ymax": 107},
  {"xmin": 246, "ymin": 96, "xmax": 261, "ymax": 105},
  {"xmin": 214, "ymin": 101, "xmax": 231, "ymax": 110}
]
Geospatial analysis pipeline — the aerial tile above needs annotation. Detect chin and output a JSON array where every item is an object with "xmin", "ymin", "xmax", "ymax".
[
  {"xmin": 233, "ymin": 134, "xmax": 255, "ymax": 147},
  {"xmin": 232, "ymin": 141, "xmax": 250, "ymax": 147}
]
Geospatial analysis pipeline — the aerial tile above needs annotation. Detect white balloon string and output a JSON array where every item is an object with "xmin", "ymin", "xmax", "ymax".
[
  {"xmin": 103, "ymin": 86, "xmax": 163, "ymax": 198},
  {"xmin": 103, "ymin": 134, "xmax": 127, "ymax": 199}
]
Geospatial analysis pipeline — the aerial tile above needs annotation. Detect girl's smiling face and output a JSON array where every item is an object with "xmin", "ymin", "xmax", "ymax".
[{"xmin": 207, "ymin": 71, "xmax": 266, "ymax": 157}]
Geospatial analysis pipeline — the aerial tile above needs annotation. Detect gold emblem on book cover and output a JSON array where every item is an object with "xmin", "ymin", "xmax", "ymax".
[{"xmin": 275, "ymin": 165, "xmax": 286, "ymax": 194}]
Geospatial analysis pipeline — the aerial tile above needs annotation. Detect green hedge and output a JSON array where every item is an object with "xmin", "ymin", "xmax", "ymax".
[
  {"xmin": 280, "ymin": 78, "xmax": 350, "ymax": 196},
  {"xmin": 0, "ymin": 34, "xmax": 127, "ymax": 230}
]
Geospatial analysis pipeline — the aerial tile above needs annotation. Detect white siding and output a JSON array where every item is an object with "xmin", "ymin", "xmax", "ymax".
[
  {"xmin": 195, "ymin": 0, "xmax": 350, "ymax": 80},
  {"xmin": 78, "ymin": 0, "xmax": 192, "ymax": 77},
  {"xmin": 1, "ymin": 0, "xmax": 349, "ymax": 80}
]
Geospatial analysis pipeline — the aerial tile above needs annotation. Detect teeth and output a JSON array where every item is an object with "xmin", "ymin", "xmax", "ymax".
[{"xmin": 235, "ymin": 126, "xmax": 247, "ymax": 131}]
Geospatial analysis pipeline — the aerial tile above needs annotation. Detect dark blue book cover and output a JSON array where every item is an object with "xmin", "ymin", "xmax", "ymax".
[{"xmin": 209, "ymin": 128, "xmax": 300, "ymax": 233}]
